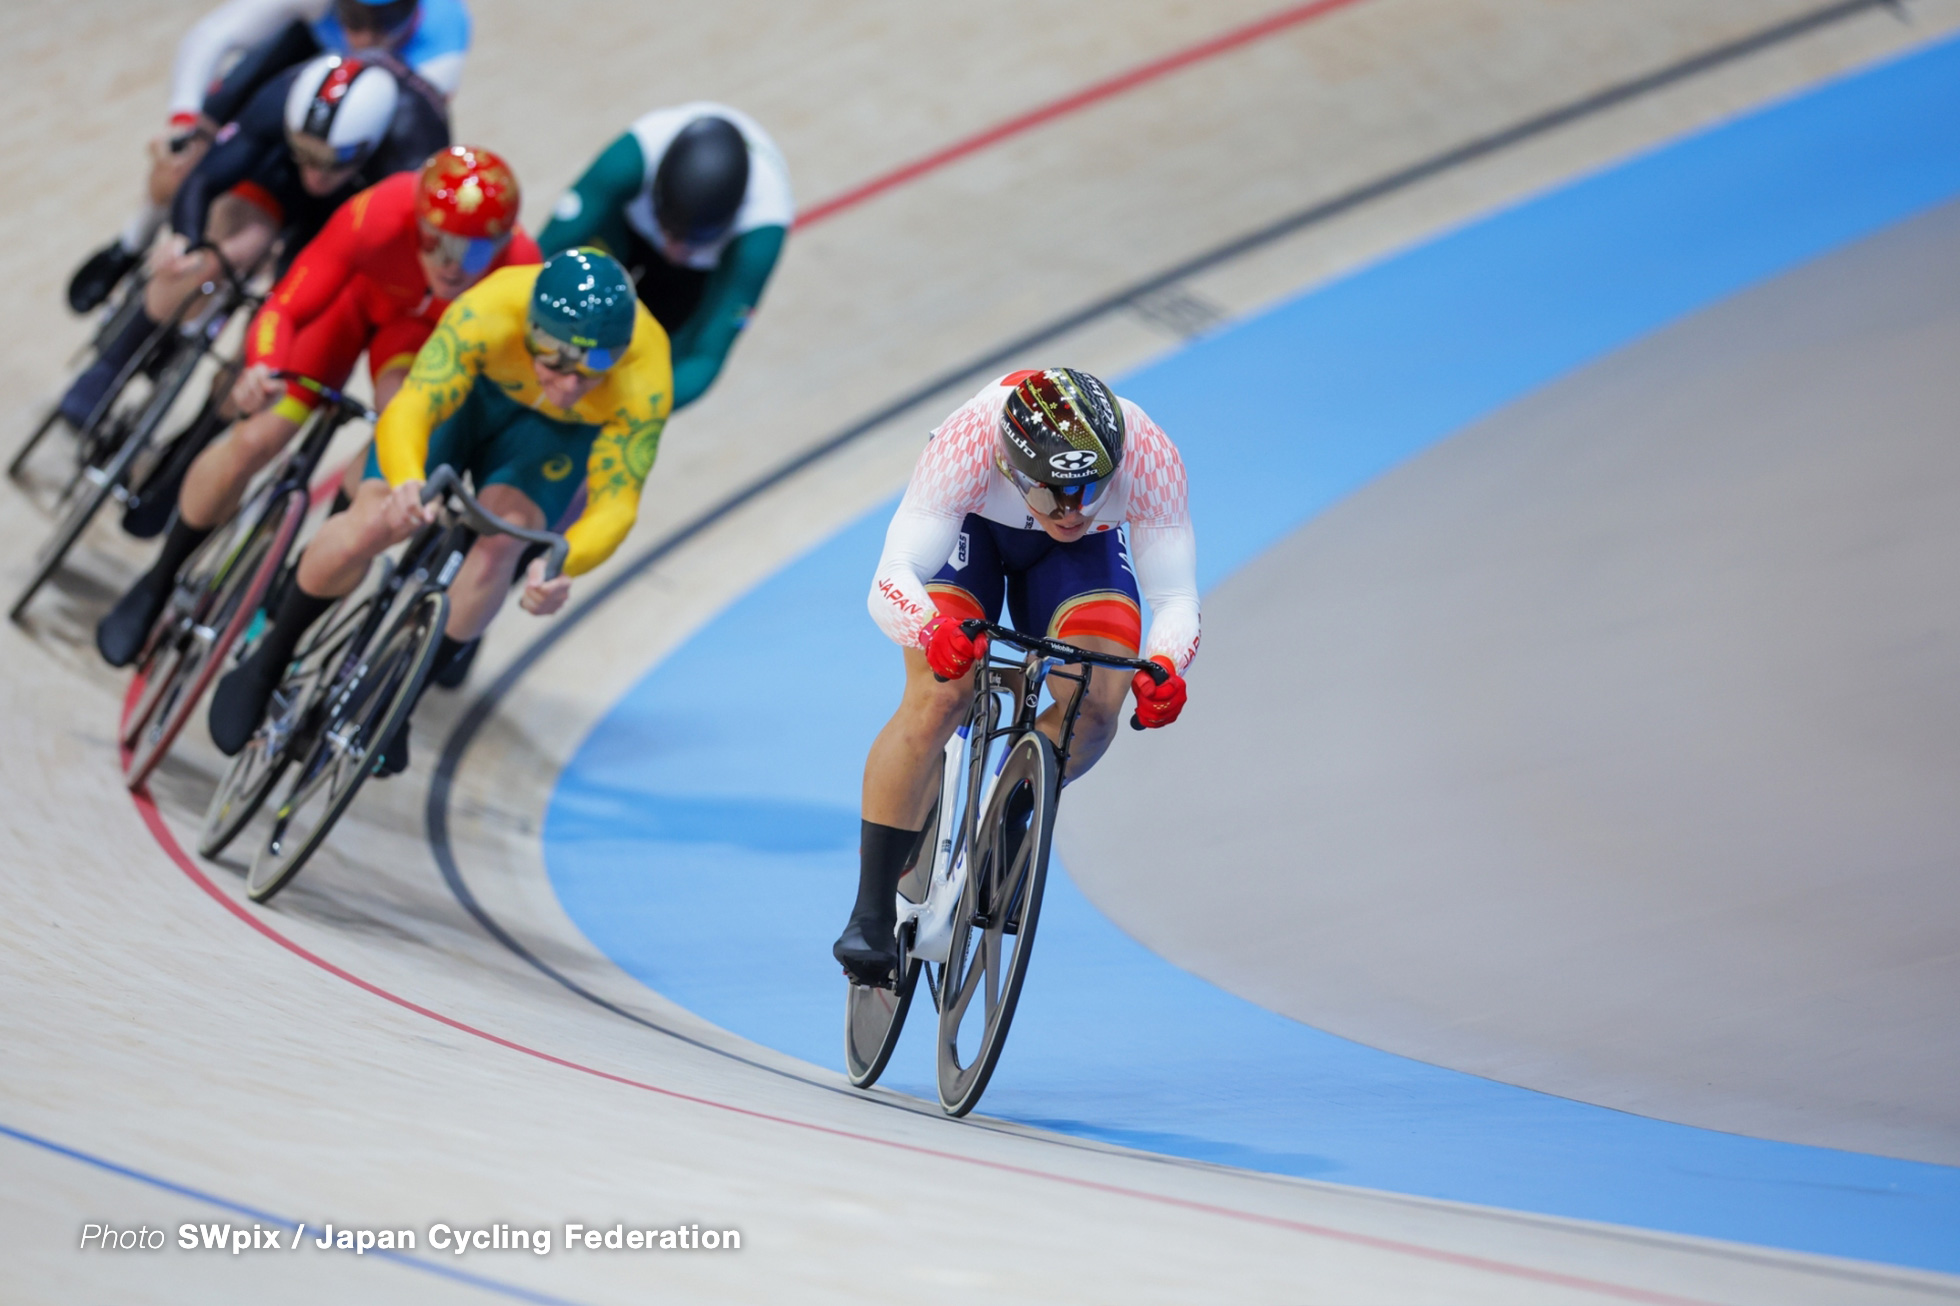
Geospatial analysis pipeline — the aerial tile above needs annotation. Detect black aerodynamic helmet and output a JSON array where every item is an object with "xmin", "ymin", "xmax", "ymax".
[
  {"xmin": 651, "ymin": 116, "xmax": 751, "ymax": 248},
  {"xmin": 995, "ymin": 368, "xmax": 1126, "ymax": 516}
]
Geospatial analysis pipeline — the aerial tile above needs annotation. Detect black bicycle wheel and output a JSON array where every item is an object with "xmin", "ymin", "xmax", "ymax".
[
  {"xmin": 9, "ymin": 330, "xmax": 203, "ymax": 621},
  {"xmin": 246, "ymin": 588, "xmax": 446, "ymax": 902},
  {"xmin": 7, "ymin": 405, "xmax": 66, "ymax": 482},
  {"xmin": 197, "ymin": 591, "xmax": 374, "ymax": 858},
  {"xmin": 844, "ymin": 799, "xmax": 940, "ymax": 1089},
  {"xmin": 935, "ymin": 729, "xmax": 1060, "ymax": 1117},
  {"xmin": 123, "ymin": 488, "xmax": 304, "ymax": 788}
]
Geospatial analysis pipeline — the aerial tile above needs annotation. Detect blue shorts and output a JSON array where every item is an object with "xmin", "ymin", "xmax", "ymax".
[
  {"xmin": 926, "ymin": 514, "xmax": 1141, "ymax": 650},
  {"xmin": 366, "ymin": 384, "xmax": 592, "ymax": 528}
]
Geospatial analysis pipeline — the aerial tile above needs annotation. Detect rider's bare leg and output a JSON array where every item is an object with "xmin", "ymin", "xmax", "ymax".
[
  {"xmin": 178, "ymin": 409, "xmax": 299, "ymax": 529},
  {"xmin": 860, "ymin": 632, "xmax": 1138, "ymax": 832},
  {"xmin": 861, "ymin": 648, "xmax": 972, "ymax": 830},
  {"xmin": 142, "ymin": 195, "xmax": 275, "ymax": 320},
  {"xmin": 295, "ymin": 478, "xmax": 416, "ymax": 598},
  {"xmin": 1033, "ymin": 633, "xmax": 1136, "ymax": 784}
]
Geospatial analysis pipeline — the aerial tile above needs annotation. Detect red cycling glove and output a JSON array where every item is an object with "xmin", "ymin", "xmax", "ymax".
[
  {"xmin": 1131, "ymin": 656, "xmax": 1187, "ymax": 729},
  {"xmin": 920, "ymin": 615, "xmax": 987, "ymax": 680}
]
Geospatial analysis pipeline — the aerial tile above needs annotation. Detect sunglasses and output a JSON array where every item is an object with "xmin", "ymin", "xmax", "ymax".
[
  {"xmin": 287, "ymin": 131, "xmax": 364, "ymax": 175},
  {"xmin": 417, "ymin": 223, "xmax": 507, "ymax": 277},
  {"xmin": 335, "ymin": 0, "xmax": 414, "ymax": 34},
  {"xmin": 998, "ymin": 458, "xmax": 1113, "ymax": 518},
  {"xmin": 525, "ymin": 323, "xmax": 618, "ymax": 377}
]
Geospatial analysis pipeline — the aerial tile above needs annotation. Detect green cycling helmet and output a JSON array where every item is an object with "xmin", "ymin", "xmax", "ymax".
[{"xmin": 526, "ymin": 248, "xmax": 636, "ymax": 372}]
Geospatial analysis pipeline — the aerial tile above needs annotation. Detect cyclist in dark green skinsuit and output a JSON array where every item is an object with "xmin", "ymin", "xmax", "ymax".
[{"xmin": 540, "ymin": 102, "xmax": 792, "ymax": 411}]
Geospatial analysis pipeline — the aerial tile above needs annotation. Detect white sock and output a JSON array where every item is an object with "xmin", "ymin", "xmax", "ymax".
[{"xmin": 118, "ymin": 202, "xmax": 162, "ymax": 255}]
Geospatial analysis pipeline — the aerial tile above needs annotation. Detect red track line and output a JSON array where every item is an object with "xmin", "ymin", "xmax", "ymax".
[
  {"xmin": 121, "ymin": 747, "xmax": 1709, "ymax": 1301},
  {"xmin": 795, "ymin": 0, "xmax": 1371, "ymax": 229}
]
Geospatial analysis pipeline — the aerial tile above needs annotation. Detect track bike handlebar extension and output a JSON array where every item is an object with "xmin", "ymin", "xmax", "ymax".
[
  {"xmin": 957, "ymin": 617, "xmax": 1169, "ymax": 732},
  {"xmin": 191, "ymin": 240, "xmax": 253, "ymax": 299},
  {"xmin": 418, "ymin": 466, "xmax": 571, "ymax": 580},
  {"xmin": 264, "ymin": 370, "xmax": 377, "ymax": 425}
]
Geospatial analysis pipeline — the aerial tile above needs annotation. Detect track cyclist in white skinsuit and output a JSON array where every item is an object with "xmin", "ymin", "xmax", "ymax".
[
  {"xmin": 66, "ymin": 0, "xmax": 472, "ymax": 314},
  {"xmin": 832, "ymin": 367, "xmax": 1200, "ymax": 983}
]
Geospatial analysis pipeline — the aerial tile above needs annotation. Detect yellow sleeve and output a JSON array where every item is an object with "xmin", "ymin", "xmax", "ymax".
[
  {"xmin": 562, "ymin": 314, "xmax": 672, "ymax": 575},
  {"xmin": 374, "ymin": 298, "xmax": 488, "ymax": 486}
]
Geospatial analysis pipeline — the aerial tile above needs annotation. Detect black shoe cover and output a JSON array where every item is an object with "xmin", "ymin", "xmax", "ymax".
[
  {"xmin": 430, "ymin": 636, "xmax": 479, "ymax": 689},
  {"xmin": 68, "ymin": 241, "xmax": 139, "ymax": 315},
  {"xmin": 95, "ymin": 569, "xmax": 173, "ymax": 668},
  {"xmin": 832, "ymin": 915, "xmax": 899, "ymax": 986},
  {"xmin": 208, "ymin": 646, "xmax": 282, "ymax": 756},
  {"xmin": 373, "ymin": 719, "xmax": 410, "ymax": 778}
]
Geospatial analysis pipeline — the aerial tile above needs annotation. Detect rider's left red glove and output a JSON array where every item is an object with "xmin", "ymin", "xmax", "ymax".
[{"xmin": 1131, "ymin": 656, "xmax": 1187, "ymax": 729}]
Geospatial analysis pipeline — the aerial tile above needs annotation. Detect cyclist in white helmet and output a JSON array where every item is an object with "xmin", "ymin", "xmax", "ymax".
[
  {"xmin": 57, "ymin": 53, "xmax": 447, "ymax": 429},
  {"xmin": 66, "ymin": 0, "xmax": 472, "ymax": 314}
]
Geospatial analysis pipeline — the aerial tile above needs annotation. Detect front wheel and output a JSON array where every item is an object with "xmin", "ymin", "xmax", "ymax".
[
  {"xmin": 245, "ymin": 589, "xmax": 445, "ymax": 903},
  {"xmin": 198, "ymin": 591, "xmax": 373, "ymax": 859},
  {"xmin": 123, "ymin": 488, "xmax": 305, "ymax": 789},
  {"xmin": 7, "ymin": 405, "xmax": 65, "ymax": 482},
  {"xmin": 935, "ymin": 730, "xmax": 1059, "ymax": 1117}
]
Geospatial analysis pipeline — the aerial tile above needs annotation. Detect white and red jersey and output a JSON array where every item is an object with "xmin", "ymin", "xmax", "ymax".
[{"xmin": 869, "ymin": 373, "xmax": 1201, "ymax": 673}]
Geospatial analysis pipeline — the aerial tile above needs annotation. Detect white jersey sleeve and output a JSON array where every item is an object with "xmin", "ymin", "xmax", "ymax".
[
  {"xmin": 867, "ymin": 392, "xmax": 997, "ymax": 649},
  {"xmin": 168, "ymin": 0, "xmax": 325, "ymax": 123},
  {"xmin": 1117, "ymin": 401, "xmax": 1201, "ymax": 674}
]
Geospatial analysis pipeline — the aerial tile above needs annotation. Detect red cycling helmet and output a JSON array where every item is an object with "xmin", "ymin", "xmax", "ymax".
[
  {"xmin": 419, "ymin": 145, "xmax": 520, "ymax": 241},
  {"xmin": 417, "ymin": 146, "xmax": 519, "ymax": 276}
]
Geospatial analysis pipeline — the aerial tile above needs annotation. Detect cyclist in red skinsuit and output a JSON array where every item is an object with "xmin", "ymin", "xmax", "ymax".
[
  {"xmin": 96, "ymin": 145, "xmax": 542, "ymax": 668},
  {"xmin": 241, "ymin": 146, "xmax": 541, "ymax": 433}
]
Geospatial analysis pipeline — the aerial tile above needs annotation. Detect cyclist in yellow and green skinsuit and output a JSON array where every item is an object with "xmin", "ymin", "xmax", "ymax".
[{"xmin": 208, "ymin": 247, "xmax": 671, "ymax": 774}]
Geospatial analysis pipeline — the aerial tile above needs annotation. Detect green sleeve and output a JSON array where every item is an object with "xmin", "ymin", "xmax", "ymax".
[
  {"xmin": 539, "ymin": 131, "xmax": 647, "ymax": 259},
  {"xmin": 669, "ymin": 225, "xmax": 786, "ymax": 410}
]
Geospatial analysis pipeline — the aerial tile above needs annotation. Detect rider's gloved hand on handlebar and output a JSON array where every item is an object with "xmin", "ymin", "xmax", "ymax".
[
  {"xmin": 1131, "ymin": 656, "xmax": 1187, "ymax": 728},
  {"xmin": 919, "ymin": 614, "xmax": 987, "ymax": 681},
  {"xmin": 518, "ymin": 556, "xmax": 571, "ymax": 616}
]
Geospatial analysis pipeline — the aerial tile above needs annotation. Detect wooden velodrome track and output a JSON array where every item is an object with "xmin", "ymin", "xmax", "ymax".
[{"xmin": 5, "ymin": 2, "xmax": 1960, "ymax": 1301}]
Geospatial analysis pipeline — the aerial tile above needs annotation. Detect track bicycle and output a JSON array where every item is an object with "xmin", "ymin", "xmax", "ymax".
[
  {"xmin": 844, "ymin": 618, "xmax": 1169, "ymax": 1117},
  {"xmin": 7, "ymin": 268, "xmax": 157, "ymax": 483},
  {"xmin": 10, "ymin": 244, "xmax": 264, "ymax": 622},
  {"xmin": 199, "ymin": 466, "xmax": 567, "ymax": 904},
  {"xmin": 120, "ymin": 373, "xmax": 374, "ymax": 791}
]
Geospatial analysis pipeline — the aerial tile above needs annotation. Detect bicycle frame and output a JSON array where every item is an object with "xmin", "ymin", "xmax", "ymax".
[{"xmin": 899, "ymin": 620, "xmax": 1164, "ymax": 968}]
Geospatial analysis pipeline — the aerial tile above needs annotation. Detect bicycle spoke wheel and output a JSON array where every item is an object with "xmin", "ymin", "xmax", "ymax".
[
  {"xmin": 123, "ymin": 489, "xmax": 304, "ymax": 788},
  {"xmin": 7, "ymin": 405, "xmax": 65, "ymax": 481},
  {"xmin": 245, "ymin": 590, "xmax": 445, "ymax": 903},
  {"xmin": 936, "ymin": 730, "xmax": 1059, "ymax": 1117},
  {"xmin": 198, "ymin": 593, "xmax": 372, "ymax": 859},
  {"xmin": 10, "ymin": 333, "xmax": 202, "ymax": 621}
]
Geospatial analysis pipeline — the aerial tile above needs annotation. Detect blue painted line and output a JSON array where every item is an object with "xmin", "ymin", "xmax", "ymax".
[
  {"xmin": 542, "ymin": 32, "xmax": 1960, "ymax": 1272},
  {"xmin": 0, "ymin": 1121, "xmax": 586, "ymax": 1306}
]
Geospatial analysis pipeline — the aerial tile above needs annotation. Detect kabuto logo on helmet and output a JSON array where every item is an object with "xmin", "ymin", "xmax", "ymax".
[{"xmin": 1049, "ymin": 449, "xmax": 1099, "ymax": 474}]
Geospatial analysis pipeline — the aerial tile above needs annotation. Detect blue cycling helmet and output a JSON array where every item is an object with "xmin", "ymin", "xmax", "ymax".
[{"xmin": 526, "ymin": 248, "xmax": 636, "ymax": 372}]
